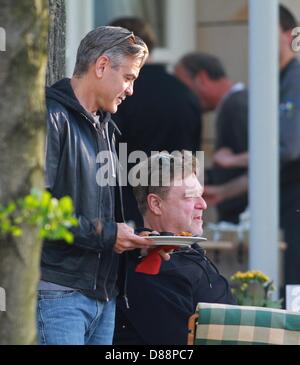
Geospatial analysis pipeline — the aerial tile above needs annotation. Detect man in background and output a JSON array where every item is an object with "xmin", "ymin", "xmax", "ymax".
[
  {"xmin": 175, "ymin": 53, "xmax": 248, "ymax": 223},
  {"xmin": 177, "ymin": 5, "xmax": 300, "ymax": 287}
]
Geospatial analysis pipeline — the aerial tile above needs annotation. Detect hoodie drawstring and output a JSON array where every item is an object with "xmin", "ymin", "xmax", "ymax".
[
  {"xmin": 123, "ymin": 252, "xmax": 130, "ymax": 309},
  {"xmin": 105, "ymin": 122, "xmax": 116, "ymax": 178},
  {"xmin": 181, "ymin": 247, "xmax": 214, "ymax": 289}
]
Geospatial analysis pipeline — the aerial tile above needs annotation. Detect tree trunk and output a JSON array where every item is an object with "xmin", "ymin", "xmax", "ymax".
[
  {"xmin": 46, "ymin": 0, "xmax": 66, "ymax": 86},
  {"xmin": 0, "ymin": 0, "xmax": 48, "ymax": 345}
]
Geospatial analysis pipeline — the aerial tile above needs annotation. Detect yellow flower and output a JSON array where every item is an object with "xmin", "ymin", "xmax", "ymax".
[
  {"xmin": 230, "ymin": 270, "xmax": 282, "ymax": 308},
  {"xmin": 231, "ymin": 270, "xmax": 270, "ymax": 283}
]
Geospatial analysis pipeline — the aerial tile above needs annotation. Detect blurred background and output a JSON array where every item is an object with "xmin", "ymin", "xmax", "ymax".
[{"xmin": 63, "ymin": 0, "xmax": 300, "ymax": 297}]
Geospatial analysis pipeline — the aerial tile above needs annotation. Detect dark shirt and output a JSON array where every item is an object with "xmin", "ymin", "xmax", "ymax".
[
  {"xmin": 213, "ymin": 87, "xmax": 248, "ymax": 223},
  {"xmin": 279, "ymin": 58, "xmax": 300, "ymax": 189}
]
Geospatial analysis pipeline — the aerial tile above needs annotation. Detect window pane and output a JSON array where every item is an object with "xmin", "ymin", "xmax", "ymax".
[{"xmin": 94, "ymin": 0, "xmax": 166, "ymax": 47}]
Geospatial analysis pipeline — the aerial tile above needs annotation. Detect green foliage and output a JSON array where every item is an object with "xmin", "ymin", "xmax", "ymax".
[
  {"xmin": 0, "ymin": 189, "xmax": 78, "ymax": 243},
  {"xmin": 230, "ymin": 270, "xmax": 283, "ymax": 308}
]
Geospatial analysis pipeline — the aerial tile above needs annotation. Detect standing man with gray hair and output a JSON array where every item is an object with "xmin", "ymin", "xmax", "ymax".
[{"xmin": 37, "ymin": 26, "xmax": 155, "ymax": 345}]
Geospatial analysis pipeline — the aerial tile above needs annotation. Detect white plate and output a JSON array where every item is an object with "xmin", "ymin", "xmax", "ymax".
[{"xmin": 145, "ymin": 236, "xmax": 207, "ymax": 246}]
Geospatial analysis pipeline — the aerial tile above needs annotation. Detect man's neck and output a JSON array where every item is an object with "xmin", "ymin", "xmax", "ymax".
[
  {"xmin": 70, "ymin": 76, "xmax": 99, "ymax": 114},
  {"xmin": 143, "ymin": 215, "xmax": 163, "ymax": 232},
  {"xmin": 215, "ymin": 79, "xmax": 234, "ymax": 105}
]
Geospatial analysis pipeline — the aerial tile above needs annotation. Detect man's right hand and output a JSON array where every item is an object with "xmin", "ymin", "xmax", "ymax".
[
  {"xmin": 213, "ymin": 148, "xmax": 236, "ymax": 168},
  {"xmin": 203, "ymin": 185, "xmax": 225, "ymax": 205},
  {"xmin": 214, "ymin": 148, "xmax": 249, "ymax": 169},
  {"xmin": 114, "ymin": 223, "xmax": 155, "ymax": 254},
  {"xmin": 138, "ymin": 230, "xmax": 171, "ymax": 261},
  {"xmin": 204, "ymin": 174, "xmax": 248, "ymax": 205}
]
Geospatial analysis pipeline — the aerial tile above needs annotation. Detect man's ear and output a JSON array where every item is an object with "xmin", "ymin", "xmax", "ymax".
[
  {"xmin": 147, "ymin": 193, "xmax": 162, "ymax": 216},
  {"xmin": 195, "ymin": 70, "xmax": 209, "ymax": 86},
  {"xmin": 95, "ymin": 55, "xmax": 109, "ymax": 79},
  {"xmin": 286, "ymin": 30, "xmax": 295, "ymax": 48}
]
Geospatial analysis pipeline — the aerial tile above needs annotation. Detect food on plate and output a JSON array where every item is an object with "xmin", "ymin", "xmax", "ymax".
[
  {"xmin": 148, "ymin": 231, "xmax": 194, "ymax": 237},
  {"xmin": 149, "ymin": 231, "xmax": 175, "ymax": 236},
  {"xmin": 177, "ymin": 231, "xmax": 193, "ymax": 237},
  {"xmin": 159, "ymin": 231, "xmax": 175, "ymax": 236}
]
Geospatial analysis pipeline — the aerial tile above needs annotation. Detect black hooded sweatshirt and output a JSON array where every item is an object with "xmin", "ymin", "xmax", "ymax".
[
  {"xmin": 41, "ymin": 78, "xmax": 121, "ymax": 301},
  {"xmin": 114, "ymin": 242, "xmax": 235, "ymax": 345}
]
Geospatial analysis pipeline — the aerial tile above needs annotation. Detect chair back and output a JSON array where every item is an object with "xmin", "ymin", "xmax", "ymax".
[{"xmin": 188, "ymin": 302, "xmax": 300, "ymax": 345}]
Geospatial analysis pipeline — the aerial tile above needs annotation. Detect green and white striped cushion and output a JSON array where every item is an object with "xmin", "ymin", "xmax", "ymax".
[{"xmin": 195, "ymin": 303, "xmax": 300, "ymax": 345}]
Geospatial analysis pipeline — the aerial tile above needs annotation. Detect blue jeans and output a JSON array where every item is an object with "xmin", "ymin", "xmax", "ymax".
[{"xmin": 37, "ymin": 290, "xmax": 116, "ymax": 345}]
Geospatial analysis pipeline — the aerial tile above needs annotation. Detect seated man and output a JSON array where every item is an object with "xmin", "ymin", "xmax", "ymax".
[{"xmin": 113, "ymin": 152, "xmax": 235, "ymax": 345}]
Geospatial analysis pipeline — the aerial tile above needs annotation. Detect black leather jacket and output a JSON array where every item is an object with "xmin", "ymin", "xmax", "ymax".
[{"xmin": 41, "ymin": 78, "xmax": 121, "ymax": 301}]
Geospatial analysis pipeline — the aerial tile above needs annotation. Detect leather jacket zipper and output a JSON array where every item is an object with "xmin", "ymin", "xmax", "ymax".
[
  {"xmin": 96, "ymin": 121, "xmax": 110, "ymax": 300},
  {"xmin": 94, "ymin": 129, "xmax": 104, "ymax": 294},
  {"xmin": 93, "ymin": 252, "xmax": 101, "ymax": 290},
  {"xmin": 102, "ymin": 251, "xmax": 113, "ymax": 302},
  {"xmin": 101, "ymin": 125, "xmax": 112, "ymax": 302},
  {"xmin": 81, "ymin": 113, "xmax": 112, "ymax": 301},
  {"xmin": 81, "ymin": 113, "xmax": 104, "ymax": 294}
]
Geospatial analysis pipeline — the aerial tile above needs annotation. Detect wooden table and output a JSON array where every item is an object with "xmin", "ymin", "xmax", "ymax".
[{"xmin": 198, "ymin": 240, "xmax": 234, "ymax": 251}]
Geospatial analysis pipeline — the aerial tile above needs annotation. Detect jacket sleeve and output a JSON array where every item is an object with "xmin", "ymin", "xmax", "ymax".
[
  {"xmin": 69, "ymin": 217, "xmax": 118, "ymax": 252},
  {"xmin": 45, "ymin": 109, "xmax": 118, "ymax": 252}
]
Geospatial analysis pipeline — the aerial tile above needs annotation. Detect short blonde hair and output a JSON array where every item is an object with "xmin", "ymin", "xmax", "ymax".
[{"xmin": 132, "ymin": 151, "xmax": 201, "ymax": 215}]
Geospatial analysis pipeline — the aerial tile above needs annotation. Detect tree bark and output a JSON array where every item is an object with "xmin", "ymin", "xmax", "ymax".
[
  {"xmin": 0, "ymin": 0, "xmax": 48, "ymax": 345},
  {"xmin": 46, "ymin": 0, "xmax": 66, "ymax": 86}
]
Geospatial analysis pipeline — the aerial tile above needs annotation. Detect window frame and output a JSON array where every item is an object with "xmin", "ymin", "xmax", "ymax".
[{"xmin": 65, "ymin": 0, "xmax": 196, "ymax": 76}]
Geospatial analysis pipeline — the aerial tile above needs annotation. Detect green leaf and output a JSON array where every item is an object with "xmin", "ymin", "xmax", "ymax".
[
  {"xmin": 63, "ymin": 231, "xmax": 74, "ymax": 244},
  {"xmin": 59, "ymin": 196, "xmax": 73, "ymax": 213},
  {"xmin": 0, "ymin": 189, "xmax": 77, "ymax": 244},
  {"xmin": 11, "ymin": 227, "xmax": 22, "ymax": 237}
]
